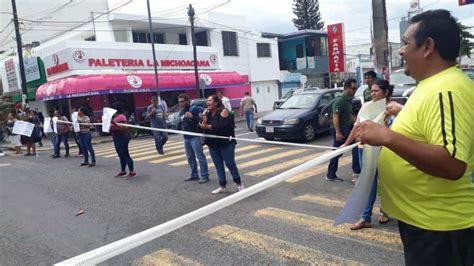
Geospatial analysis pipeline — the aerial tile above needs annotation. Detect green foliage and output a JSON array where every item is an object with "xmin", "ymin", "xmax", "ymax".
[
  {"xmin": 292, "ymin": 0, "xmax": 325, "ymax": 30},
  {"xmin": 458, "ymin": 22, "xmax": 473, "ymax": 58}
]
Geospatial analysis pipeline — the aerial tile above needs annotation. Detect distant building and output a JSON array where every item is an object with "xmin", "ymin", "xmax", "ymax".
[
  {"xmin": 345, "ymin": 42, "xmax": 402, "ymax": 85},
  {"xmin": 276, "ymin": 30, "xmax": 329, "ymax": 89}
]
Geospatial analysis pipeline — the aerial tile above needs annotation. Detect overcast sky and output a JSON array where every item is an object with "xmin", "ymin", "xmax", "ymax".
[
  {"xmin": 157, "ymin": 0, "xmax": 474, "ymax": 45},
  {"xmin": 1, "ymin": 0, "xmax": 473, "ymax": 50}
]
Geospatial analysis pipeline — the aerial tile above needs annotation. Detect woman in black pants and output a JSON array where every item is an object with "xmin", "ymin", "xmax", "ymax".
[
  {"xmin": 110, "ymin": 103, "xmax": 135, "ymax": 178},
  {"xmin": 199, "ymin": 95, "xmax": 244, "ymax": 194}
]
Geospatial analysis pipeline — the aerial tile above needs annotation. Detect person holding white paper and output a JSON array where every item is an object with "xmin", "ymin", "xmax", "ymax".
[{"xmin": 341, "ymin": 79, "xmax": 396, "ymax": 230}]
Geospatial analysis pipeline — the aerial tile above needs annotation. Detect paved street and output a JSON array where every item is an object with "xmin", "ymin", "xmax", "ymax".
[{"xmin": 0, "ymin": 124, "xmax": 403, "ymax": 265}]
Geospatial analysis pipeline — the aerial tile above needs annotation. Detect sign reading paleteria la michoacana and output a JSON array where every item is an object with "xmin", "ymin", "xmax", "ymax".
[{"xmin": 43, "ymin": 45, "xmax": 220, "ymax": 77}]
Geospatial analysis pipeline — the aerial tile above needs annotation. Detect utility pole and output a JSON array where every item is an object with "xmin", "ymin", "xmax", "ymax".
[
  {"xmin": 91, "ymin": 12, "xmax": 97, "ymax": 39},
  {"xmin": 10, "ymin": 0, "xmax": 28, "ymax": 105},
  {"xmin": 371, "ymin": 0, "xmax": 390, "ymax": 79},
  {"xmin": 188, "ymin": 4, "xmax": 201, "ymax": 98},
  {"xmin": 146, "ymin": 0, "xmax": 160, "ymax": 97}
]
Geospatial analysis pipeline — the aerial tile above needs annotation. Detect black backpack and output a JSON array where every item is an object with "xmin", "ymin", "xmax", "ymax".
[{"xmin": 318, "ymin": 97, "xmax": 340, "ymax": 128}]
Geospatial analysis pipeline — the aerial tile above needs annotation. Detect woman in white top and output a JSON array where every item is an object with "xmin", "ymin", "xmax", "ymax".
[{"xmin": 341, "ymin": 79, "xmax": 403, "ymax": 230}]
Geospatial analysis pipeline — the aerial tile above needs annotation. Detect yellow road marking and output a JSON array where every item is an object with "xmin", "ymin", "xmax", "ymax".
[
  {"xmin": 255, "ymin": 208, "xmax": 402, "ymax": 251},
  {"xmin": 286, "ymin": 156, "xmax": 352, "ymax": 183},
  {"xmin": 205, "ymin": 225, "xmax": 361, "ymax": 265},
  {"xmin": 133, "ymin": 249, "xmax": 201, "ymax": 266},
  {"xmin": 133, "ymin": 146, "xmax": 184, "ymax": 161},
  {"xmin": 208, "ymin": 147, "xmax": 283, "ymax": 169},
  {"xmin": 293, "ymin": 194, "xmax": 346, "ymax": 208},
  {"xmin": 93, "ymin": 140, "xmax": 154, "ymax": 153},
  {"xmin": 140, "ymin": 148, "xmax": 209, "ymax": 163},
  {"xmin": 246, "ymin": 152, "xmax": 325, "ymax": 177},
  {"xmin": 235, "ymin": 149, "xmax": 307, "ymax": 170},
  {"xmin": 101, "ymin": 143, "xmax": 184, "ymax": 158},
  {"xmin": 169, "ymin": 145, "xmax": 261, "ymax": 166},
  {"xmin": 96, "ymin": 141, "xmax": 181, "ymax": 156}
]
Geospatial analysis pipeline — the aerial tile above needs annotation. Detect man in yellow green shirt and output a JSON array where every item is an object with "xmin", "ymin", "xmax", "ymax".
[{"xmin": 355, "ymin": 10, "xmax": 473, "ymax": 265}]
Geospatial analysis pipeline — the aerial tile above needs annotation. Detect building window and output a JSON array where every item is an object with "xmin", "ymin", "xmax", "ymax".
[
  {"xmin": 296, "ymin": 44, "xmax": 304, "ymax": 58},
  {"xmin": 179, "ymin": 34, "xmax": 187, "ymax": 45},
  {"xmin": 320, "ymin": 36, "xmax": 328, "ymax": 56},
  {"xmin": 153, "ymin": 33, "xmax": 165, "ymax": 44},
  {"xmin": 222, "ymin": 31, "xmax": 238, "ymax": 56},
  {"xmin": 195, "ymin": 31, "xmax": 208, "ymax": 46},
  {"xmin": 257, "ymin": 43, "xmax": 271, "ymax": 57},
  {"xmin": 132, "ymin": 31, "xmax": 165, "ymax": 44}
]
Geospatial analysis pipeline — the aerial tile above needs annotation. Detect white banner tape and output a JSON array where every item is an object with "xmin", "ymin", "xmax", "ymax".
[{"xmin": 56, "ymin": 142, "xmax": 359, "ymax": 265}]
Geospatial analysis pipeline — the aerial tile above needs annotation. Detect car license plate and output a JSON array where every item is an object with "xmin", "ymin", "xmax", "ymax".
[{"xmin": 265, "ymin": 127, "xmax": 274, "ymax": 133}]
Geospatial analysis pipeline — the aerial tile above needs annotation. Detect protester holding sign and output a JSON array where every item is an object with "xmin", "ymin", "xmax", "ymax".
[
  {"xmin": 78, "ymin": 108, "xmax": 96, "ymax": 167},
  {"xmin": 340, "ymin": 79, "xmax": 395, "ymax": 230},
  {"xmin": 20, "ymin": 110, "xmax": 41, "ymax": 156},
  {"xmin": 71, "ymin": 108, "xmax": 84, "ymax": 157}
]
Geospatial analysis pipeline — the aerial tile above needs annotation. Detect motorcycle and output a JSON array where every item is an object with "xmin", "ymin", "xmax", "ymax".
[{"xmin": 128, "ymin": 114, "xmax": 152, "ymax": 138}]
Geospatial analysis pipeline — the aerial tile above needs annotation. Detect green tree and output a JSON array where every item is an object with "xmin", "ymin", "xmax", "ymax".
[
  {"xmin": 292, "ymin": 0, "xmax": 325, "ymax": 30},
  {"xmin": 458, "ymin": 22, "xmax": 473, "ymax": 59}
]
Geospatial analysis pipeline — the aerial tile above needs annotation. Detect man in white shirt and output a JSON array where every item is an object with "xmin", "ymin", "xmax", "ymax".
[{"xmin": 217, "ymin": 92, "xmax": 232, "ymax": 111}]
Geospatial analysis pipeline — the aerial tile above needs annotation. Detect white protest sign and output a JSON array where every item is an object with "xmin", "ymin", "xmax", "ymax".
[
  {"xmin": 52, "ymin": 117, "xmax": 58, "ymax": 133},
  {"xmin": 334, "ymin": 99, "xmax": 386, "ymax": 225},
  {"xmin": 12, "ymin": 120, "xmax": 35, "ymax": 137},
  {"xmin": 71, "ymin": 112, "xmax": 80, "ymax": 133},
  {"xmin": 44, "ymin": 117, "xmax": 53, "ymax": 133},
  {"xmin": 102, "ymin": 107, "xmax": 117, "ymax": 133}
]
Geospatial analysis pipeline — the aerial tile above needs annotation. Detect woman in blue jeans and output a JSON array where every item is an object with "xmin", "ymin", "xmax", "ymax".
[
  {"xmin": 77, "ymin": 108, "xmax": 96, "ymax": 167},
  {"xmin": 200, "ymin": 95, "xmax": 244, "ymax": 194},
  {"xmin": 110, "ymin": 103, "xmax": 135, "ymax": 178},
  {"xmin": 341, "ymin": 79, "xmax": 400, "ymax": 230}
]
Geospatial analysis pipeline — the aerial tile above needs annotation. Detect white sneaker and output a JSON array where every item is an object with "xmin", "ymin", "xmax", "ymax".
[
  {"xmin": 211, "ymin": 187, "xmax": 227, "ymax": 194},
  {"xmin": 237, "ymin": 184, "xmax": 245, "ymax": 191}
]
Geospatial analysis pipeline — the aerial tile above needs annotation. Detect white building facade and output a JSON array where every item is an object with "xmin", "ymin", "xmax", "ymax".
[{"xmin": 0, "ymin": 0, "xmax": 280, "ymax": 117}]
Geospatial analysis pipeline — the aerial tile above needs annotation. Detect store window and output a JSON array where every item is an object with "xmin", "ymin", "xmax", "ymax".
[
  {"xmin": 222, "ymin": 31, "xmax": 238, "ymax": 56},
  {"xmin": 257, "ymin": 43, "xmax": 271, "ymax": 57}
]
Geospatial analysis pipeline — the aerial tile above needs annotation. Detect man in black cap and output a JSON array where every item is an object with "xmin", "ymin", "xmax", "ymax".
[{"xmin": 146, "ymin": 96, "xmax": 168, "ymax": 154}]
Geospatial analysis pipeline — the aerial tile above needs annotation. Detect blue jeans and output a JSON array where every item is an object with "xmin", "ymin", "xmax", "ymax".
[
  {"xmin": 208, "ymin": 143, "xmax": 241, "ymax": 187},
  {"xmin": 327, "ymin": 127, "xmax": 360, "ymax": 178},
  {"xmin": 152, "ymin": 120, "xmax": 168, "ymax": 153},
  {"xmin": 75, "ymin": 133, "xmax": 83, "ymax": 155},
  {"xmin": 79, "ymin": 132, "xmax": 95, "ymax": 164},
  {"xmin": 184, "ymin": 137, "xmax": 208, "ymax": 179},
  {"xmin": 359, "ymin": 149, "xmax": 385, "ymax": 222},
  {"xmin": 245, "ymin": 109, "xmax": 254, "ymax": 129},
  {"xmin": 54, "ymin": 133, "xmax": 70, "ymax": 156},
  {"xmin": 113, "ymin": 134, "xmax": 134, "ymax": 172}
]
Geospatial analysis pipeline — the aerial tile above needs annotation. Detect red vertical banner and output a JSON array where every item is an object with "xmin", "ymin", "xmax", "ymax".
[
  {"xmin": 327, "ymin": 23, "xmax": 345, "ymax": 73},
  {"xmin": 459, "ymin": 0, "xmax": 474, "ymax": 6}
]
